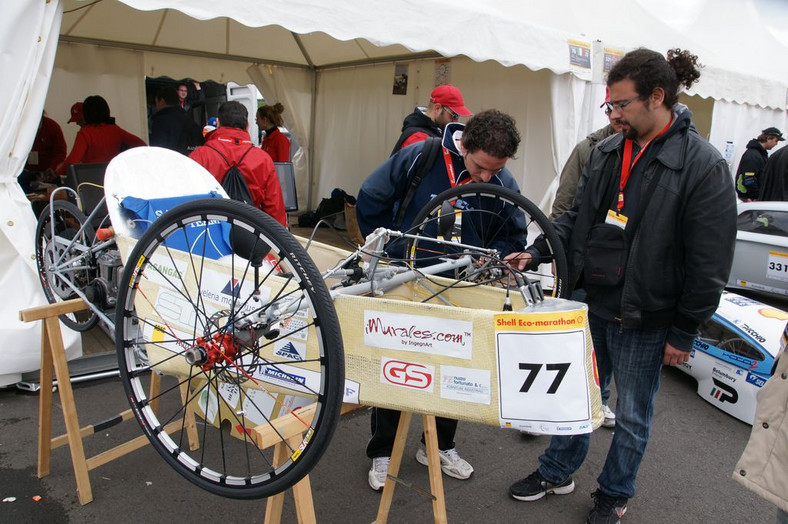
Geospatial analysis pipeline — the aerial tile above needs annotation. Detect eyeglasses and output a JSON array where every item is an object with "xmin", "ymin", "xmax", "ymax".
[
  {"xmin": 604, "ymin": 96, "xmax": 642, "ymax": 112},
  {"xmin": 442, "ymin": 105, "xmax": 460, "ymax": 122}
]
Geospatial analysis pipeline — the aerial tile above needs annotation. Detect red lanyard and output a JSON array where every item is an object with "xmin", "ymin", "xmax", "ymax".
[
  {"xmin": 443, "ymin": 146, "xmax": 471, "ymax": 188},
  {"xmin": 618, "ymin": 117, "xmax": 672, "ymax": 210}
]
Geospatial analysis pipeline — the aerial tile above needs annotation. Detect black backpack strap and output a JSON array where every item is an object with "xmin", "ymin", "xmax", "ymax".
[
  {"xmin": 390, "ymin": 127, "xmax": 440, "ymax": 157},
  {"xmin": 205, "ymin": 144, "xmax": 231, "ymax": 166},
  {"xmin": 395, "ymin": 137, "xmax": 442, "ymax": 230},
  {"xmin": 206, "ymin": 144, "xmax": 255, "ymax": 167}
]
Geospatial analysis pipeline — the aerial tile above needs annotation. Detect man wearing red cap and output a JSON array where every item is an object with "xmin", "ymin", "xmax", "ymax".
[
  {"xmin": 67, "ymin": 102, "xmax": 85, "ymax": 127},
  {"xmin": 390, "ymin": 84, "xmax": 472, "ymax": 155}
]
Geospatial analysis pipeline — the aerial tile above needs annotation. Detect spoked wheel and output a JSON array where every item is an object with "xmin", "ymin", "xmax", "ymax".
[
  {"xmin": 405, "ymin": 183, "xmax": 570, "ymax": 300},
  {"xmin": 115, "ymin": 198, "xmax": 344, "ymax": 499},
  {"xmin": 34, "ymin": 200, "xmax": 99, "ymax": 331}
]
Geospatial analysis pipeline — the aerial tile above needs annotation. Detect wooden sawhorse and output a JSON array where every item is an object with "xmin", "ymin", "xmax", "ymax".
[
  {"xmin": 18, "ymin": 298, "xmax": 183, "ymax": 505},
  {"xmin": 375, "ymin": 413, "xmax": 448, "ymax": 524}
]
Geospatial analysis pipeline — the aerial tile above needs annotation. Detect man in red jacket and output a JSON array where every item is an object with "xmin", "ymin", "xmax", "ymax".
[{"xmin": 190, "ymin": 101, "xmax": 287, "ymax": 227}]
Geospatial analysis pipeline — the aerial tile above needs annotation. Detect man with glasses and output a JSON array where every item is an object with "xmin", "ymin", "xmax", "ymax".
[
  {"xmin": 357, "ymin": 109, "xmax": 521, "ymax": 491},
  {"xmin": 507, "ymin": 48, "xmax": 736, "ymax": 523},
  {"xmin": 548, "ymin": 91, "xmax": 625, "ymax": 431},
  {"xmin": 390, "ymin": 84, "xmax": 472, "ymax": 155}
]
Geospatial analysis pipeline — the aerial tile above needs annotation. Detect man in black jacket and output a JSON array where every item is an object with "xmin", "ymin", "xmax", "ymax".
[
  {"xmin": 507, "ymin": 48, "xmax": 737, "ymax": 523},
  {"xmin": 150, "ymin": 86, "xmax": 203, "ymax": 155},
  {"xmin": 389, "ymin": 84, "xmax": 472, "ymax": 155},
  {"xmin": 735, "ymin": 127, "xmax": 784, "ymax": 201}
]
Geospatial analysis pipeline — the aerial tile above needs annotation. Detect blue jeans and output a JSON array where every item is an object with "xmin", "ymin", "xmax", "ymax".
[
  {"xmin": 572, "ymin": 289, "xmax": 612, "ymax": 406},
  {"xmin": 538, "ymin": 314, "xmax": 667, "ymax": 499}
]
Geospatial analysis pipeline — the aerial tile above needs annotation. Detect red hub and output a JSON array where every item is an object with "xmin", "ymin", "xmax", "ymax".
[{"xmin": 195, "ymin": 333, "xmax": 240, "ymax": 372}]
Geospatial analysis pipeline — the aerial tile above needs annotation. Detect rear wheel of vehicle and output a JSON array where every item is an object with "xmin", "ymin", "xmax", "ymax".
[
  {"xmin": 405, "ymin": 183, "xmax": 570, "ymax": 300},
  {"xmin": 115, "ymin": 198, "xmax": 344, "ymax": 499},
  {"xmin": 34, "ymin": 200, "xmax": 99, "ymax": 331}
]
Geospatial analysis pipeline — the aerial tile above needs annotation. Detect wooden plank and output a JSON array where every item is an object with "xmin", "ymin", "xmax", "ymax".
[
  {"xmin": 252, "ymin": 402, "xmax": 363, "ymax": 450},
  {"xmin": 375, "ymin": 411, "xmax": 413, "ymax": 524},
  {"xmin": 51, "ymin": 409, "xmax": 135, "ymax": 450},
  {"xmin": 47, "ymin": 316, "xmax": 93, "ymax": 505},
  {"xmin": 289, "ymin": 433, "xmax": 317, "ymax": 524},
  {"xmin": 263, "ymin": 441, "xmax": 290, "ymax": 524},
  {"xmin": 423, "ymin": 415, "xmax": 447, "ymax": 524},
  {"xmin": 37, "ymin": 320, "xmax": 54, "ymax": 479},
  {"xmin": 19, "ymin": 298, "xmax": 88, "ymax": 322}
]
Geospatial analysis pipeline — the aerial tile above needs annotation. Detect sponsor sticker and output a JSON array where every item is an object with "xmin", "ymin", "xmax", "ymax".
[
  {"xmin": 439, "ymin": 365, "xmax": 490, "ymax": 405},
  {"xmin": 364, "ymin": 310, "xmax": 473, "ymax": 360},
  {"xmin": 274, "ymin": 339, "xmax": 306, "ymax": 361},
  {"xmin": 380, "ymin": 357, "xmax": 435, "ymax": 392}
]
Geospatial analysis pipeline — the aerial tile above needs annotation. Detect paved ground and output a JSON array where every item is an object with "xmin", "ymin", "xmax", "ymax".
[{"xmin": 0, "ymin": 362, "xmax": 776, "ymax": 523}]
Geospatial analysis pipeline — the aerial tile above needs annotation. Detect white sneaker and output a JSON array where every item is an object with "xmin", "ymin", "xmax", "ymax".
[
  {"xmin": 602, "ymin": 404, "xmax": 616, "ymax": 428},
  {"xmin": 415, "ymin": 446, "xmax": 474, "ymax": 480},
  {"xmin": 368, "ymin": 456, "xmax": 390, "ymax": 491}
]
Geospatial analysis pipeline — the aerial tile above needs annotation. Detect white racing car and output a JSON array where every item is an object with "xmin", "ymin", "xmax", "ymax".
[
  {"xmin": 728, "ymin": 201, "xmax": 788, "ymax": 297},
  {"xmin": 678, "ymin": 291, "xmax": 786, "ymax": 424}
]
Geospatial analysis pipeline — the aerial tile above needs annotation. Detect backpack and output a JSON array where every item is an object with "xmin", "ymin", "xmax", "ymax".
[
  {"xmin": 206, "ymin": 144, "xmax": 256, "ymax": 206},
  {"xmin": 394, "ymin": 137, "xmax": 442, "ymax": 230}
]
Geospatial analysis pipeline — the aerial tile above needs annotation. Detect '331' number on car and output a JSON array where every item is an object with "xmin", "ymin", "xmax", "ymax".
[{"xmin": 519, "ymin": 362, "xmax": 570, "ymax": 394}]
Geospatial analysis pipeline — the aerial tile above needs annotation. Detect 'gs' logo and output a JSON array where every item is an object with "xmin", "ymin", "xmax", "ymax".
[{"xmin": 382, "ymin": 360, "xmax": 432, "ymax": 389}]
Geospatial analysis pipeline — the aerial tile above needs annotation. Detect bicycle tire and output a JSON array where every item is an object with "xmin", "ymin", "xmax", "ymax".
[
  {"xmin": 34, "ymin": 200, "xmax": 99, "ymax": 331},
  {"xmin": 405, "ymin": 183, "xmax": 570, "ymax": 300},
  {"xmin": 115, "ymin": 198, "xmax": 344, "ymax": 499}
]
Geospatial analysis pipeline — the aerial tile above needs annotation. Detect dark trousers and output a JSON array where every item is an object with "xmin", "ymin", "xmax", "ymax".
[{"xmin": 366, "ymin": 407, "xmax": 458, "ymax": 458}]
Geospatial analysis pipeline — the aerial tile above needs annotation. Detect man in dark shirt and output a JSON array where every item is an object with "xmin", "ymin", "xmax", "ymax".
[{"xmin": 150, "ymin": 86, "xmax": 203, "ymax": 155}]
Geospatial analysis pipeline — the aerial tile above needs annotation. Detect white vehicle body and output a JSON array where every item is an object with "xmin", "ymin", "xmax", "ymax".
[
  {"xmin": 728, "ymin": 201, "xmax": 788, "ymax": 298},
  {"xmin": 678, "ymin": 291, "xmax": 787, "ymax": 424}
]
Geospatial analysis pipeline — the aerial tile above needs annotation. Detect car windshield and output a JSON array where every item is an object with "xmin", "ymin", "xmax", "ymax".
[{"xmin": 737, "ymin": 209, "xmax": 788, "ymax": 237}]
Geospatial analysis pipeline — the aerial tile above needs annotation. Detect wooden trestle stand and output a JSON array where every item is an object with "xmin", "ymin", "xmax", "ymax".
[
  {"xmin": 18, "ymin": 298, "xmax": 185, "ymax": 505},
  {"xmin": 20, "ymin": 298, "xmax": 449, "ymax": 520}
]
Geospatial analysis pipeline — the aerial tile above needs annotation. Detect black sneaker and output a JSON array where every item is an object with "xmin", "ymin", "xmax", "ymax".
[
  {"xmin": 510, "ymin": 470, "xmax": 575, "ymax": 501},
  {"xmin": 586, "ymin": 489, "xmax": 628, "ymax": 523}
]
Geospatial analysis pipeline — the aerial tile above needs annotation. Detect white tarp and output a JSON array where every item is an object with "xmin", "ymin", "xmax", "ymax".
[{"xmin": 0, "ymin": 0, "xmax": 81, "ymax": 386}]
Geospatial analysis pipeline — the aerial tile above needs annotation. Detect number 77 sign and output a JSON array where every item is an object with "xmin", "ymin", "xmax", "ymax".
[{"xmin": 496, "ymin": 320, "xmax": 596, "ymax": 434}]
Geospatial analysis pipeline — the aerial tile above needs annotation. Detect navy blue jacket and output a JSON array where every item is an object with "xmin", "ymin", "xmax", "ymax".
[{"xmin": 356, "ymin": 122, "xmax": 523, "ymax": 258}]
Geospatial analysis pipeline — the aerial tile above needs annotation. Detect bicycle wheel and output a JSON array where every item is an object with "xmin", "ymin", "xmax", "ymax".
[
  {"xmin": 115, "ymin": 198, "xmax": 344, "ymax": 499},
  {"xmin": 405, "ymin": 183, "xmax": 570, "ymax": 300},
  {"xmin": 35, "ymin": 200, "xmax": 99, "ymax": 331}
]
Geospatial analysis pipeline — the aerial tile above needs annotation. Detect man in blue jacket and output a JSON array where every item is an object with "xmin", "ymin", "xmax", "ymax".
[
  {"xmin": 356, "ymin": 109, "xmax": 522, "ymax": 491},
  {"xmin": 507, "ymin": 48, "xmax": 737, "ymax": 524}
]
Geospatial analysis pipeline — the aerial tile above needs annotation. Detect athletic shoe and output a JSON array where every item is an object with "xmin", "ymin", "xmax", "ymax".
[
  {"xmin": 368, "ymin": 456, "xmax": 390, "ymax": 491},
  {"xmin": 415, "ymin": 446, "xmax": 474, "ymax": 480},
  {"xmin": 510, "ymin": 470, "xmax": 575, "ymax": 501},
  {"xmin": 586, "ymin": 489, "xmax": 628, "ymax": 523},
  {"xmin": 602, "ymin": 404, "xmax": 616, "ymax": 428}
]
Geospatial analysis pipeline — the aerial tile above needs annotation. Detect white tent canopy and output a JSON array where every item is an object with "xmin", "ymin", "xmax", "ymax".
[{"xmin": 1, "ymin": 0, "xmax": 786, "ymax": 383}]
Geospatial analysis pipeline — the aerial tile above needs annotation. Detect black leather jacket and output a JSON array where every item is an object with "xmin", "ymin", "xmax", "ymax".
[{"xmin": 530, "ymin": 106, "xmax": 737, "ymax": 351}]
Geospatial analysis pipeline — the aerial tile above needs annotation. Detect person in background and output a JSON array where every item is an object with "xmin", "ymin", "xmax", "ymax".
[
  {"xmin": 549, "ymin": 92, "xmax": 625, "ymax": 430},
  {"xmin": 759, "ymin": 145, "xmax": 788, "ymax": 201},
  {"xmin": 735, "ymin": 127, "xmax": 784, "ymax": 201},
  {"xmin": 190, "ymin": 101, "xmax": 287, "ymax": 227},
  {"xmin": 177, "ymin": 81, "xmax": 206, "ymax": 113},
  {"xmin": 256, "ymin": 103, "xmax": 290, "ymax": 162},
  {"xmin": 507, "ymin": 48, "xmax": 736, "ymax": 523},
  {"xmin": 19, "ymin": 111, "xmax": 66, "ymax": 189},
  {"xmin": 357, "ymin": 109, "xmax": 522, "ymax": 491},
  {"xmin": 67, "ymin": 101, "xmax": 86, "ymax": 127},
  {"xmin": 149, "ymin": 86, "xmax": 203, "ymax": 155},
  {"xmin": 56, "ymin": 95, "xmax": 146, "ymax": 176},
  {"xmin": 390, "ymin": 84, "xmax": 472, "ymax": 155},
  {"xmin": 733, "ymin": 340, "xmax": 788, "ymax": 524}
]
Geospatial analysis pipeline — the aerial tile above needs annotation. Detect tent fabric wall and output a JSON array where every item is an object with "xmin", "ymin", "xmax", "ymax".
[
  {"xmin": 310, "ymin": 58, "xmax": 559, "ymax": 211},
  {"xmin": 0, "ymin": 0, "xmax": 80, "ymax": 386},
  {"xmin": 246, "ymin": 64, "xmax": 314, "ymax": 213},
  {"xmin": 709, "ymin": 100, "xmax": 788, "ymax": 177}
]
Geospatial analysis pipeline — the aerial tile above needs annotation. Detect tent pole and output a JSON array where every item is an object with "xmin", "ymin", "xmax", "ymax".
[{"xmin": 307, "ymin": 67, "xmax": 317, "ymax": 211}]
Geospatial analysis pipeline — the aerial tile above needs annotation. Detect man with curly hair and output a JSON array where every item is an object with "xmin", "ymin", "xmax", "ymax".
[
  {"xmin": 507, "ymin": 48, "xmax": 737, "ymax": 523},
  {"xmin": 356, "ymin": 109, "xmax": 522, "ymax": 491}
]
